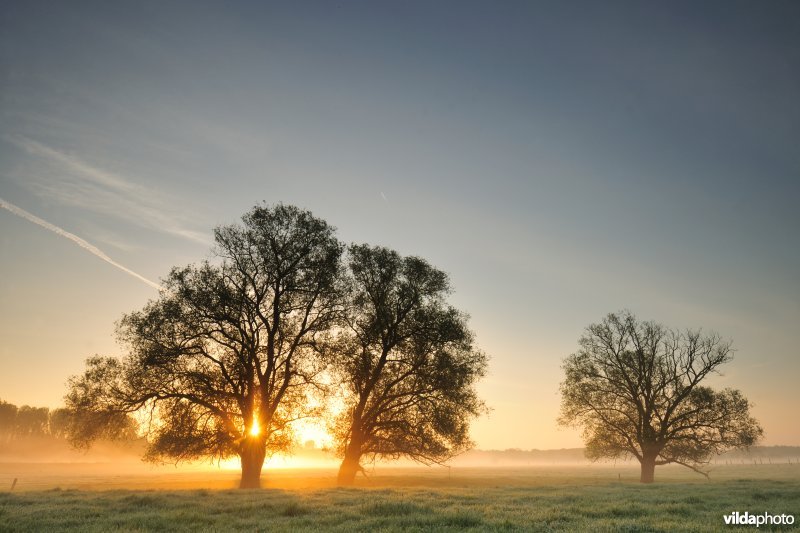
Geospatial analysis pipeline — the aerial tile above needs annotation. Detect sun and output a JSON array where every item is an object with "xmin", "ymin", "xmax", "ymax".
[{"xmin": 249, "ymin": 418, "xmax": 261, "ymax": 437}]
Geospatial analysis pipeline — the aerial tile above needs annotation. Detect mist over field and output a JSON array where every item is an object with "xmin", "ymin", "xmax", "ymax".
[{"xmin": 4, "ymin": 443, "xmax": 799, "ymax": 465}]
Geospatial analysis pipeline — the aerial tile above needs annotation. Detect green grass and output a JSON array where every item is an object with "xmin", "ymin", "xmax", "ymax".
[{"xmin": 1, "ymin": 465, "xmax": 798, "ymax": 532}]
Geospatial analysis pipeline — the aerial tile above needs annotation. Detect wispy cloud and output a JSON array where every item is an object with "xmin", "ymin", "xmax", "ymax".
[
  {"xmin": 0, "ymin": 197, "xmax": 162, "ymax": 291},
  {"xmin": 11, "ymin": 135, "xmax": 139, "ymax": 194},
  {"xmin": 6, "ymin": 135, "xmax": 211, "ymax": 245}
]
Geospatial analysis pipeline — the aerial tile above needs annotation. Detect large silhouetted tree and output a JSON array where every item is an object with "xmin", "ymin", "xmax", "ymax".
[
  {"xmin": 66, "ymin": 204, "xmax": 343, "ymax": 488},
  {"xmin": 559, "ymin": 311, "xmax": 762, "ymax": 483},
  {"xmin": 331, "ymin": 245, "xmax": 487, "ymax": 485}
]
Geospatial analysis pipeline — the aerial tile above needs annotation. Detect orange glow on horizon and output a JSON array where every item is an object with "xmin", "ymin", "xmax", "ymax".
[{"xmin": 216, "ymin": 452, "xmax": 340, "ymax": 471}]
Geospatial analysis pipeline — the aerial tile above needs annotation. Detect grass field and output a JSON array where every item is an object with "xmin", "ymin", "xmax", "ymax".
[{"xmin": 1, "ymin": 464, "xmax": 798, "ymax": 531}]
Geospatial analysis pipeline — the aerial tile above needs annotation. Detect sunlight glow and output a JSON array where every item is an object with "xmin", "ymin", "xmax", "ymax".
[
  {"xmin": 249, "ymin": 418, "xmax": 260, "ymax": 437},
  {"xmin": 295, "ymin": 421, "xmax": 333, "ymax": 449}
]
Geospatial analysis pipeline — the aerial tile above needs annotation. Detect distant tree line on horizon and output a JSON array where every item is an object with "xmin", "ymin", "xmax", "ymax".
[
  {"xmin": 451, "ymin": 446, "xmax": 799, "ymax": 465},
  {"xmin": 0, "ymin": 399, "xmax": 139, "ymax": 447},
  {"xmin": 0, "ymin": 400, "xmax": 62, "ymax": 442}
]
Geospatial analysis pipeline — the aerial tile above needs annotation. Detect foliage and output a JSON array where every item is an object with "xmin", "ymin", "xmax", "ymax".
[
  {"xmin": 330, "ymin": 245, "xmax": 488, "ymax": 483},
  {"xmin": 559, "ymin": 311, "xmax": 763, "ymax": 482},
  {"xmin": 65, "ymin": 204, "xmax": 343, "ymax": 488}
]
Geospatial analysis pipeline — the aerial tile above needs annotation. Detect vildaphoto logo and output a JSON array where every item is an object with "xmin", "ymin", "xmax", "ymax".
[{"xmin": 723, "ymin": 511, "xmax": 795, "ymax": 527}]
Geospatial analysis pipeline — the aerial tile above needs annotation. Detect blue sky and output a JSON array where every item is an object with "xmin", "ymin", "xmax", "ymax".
[{"xmin": 1, "ymin": 1, "xmax": 798, "ymax": 448}]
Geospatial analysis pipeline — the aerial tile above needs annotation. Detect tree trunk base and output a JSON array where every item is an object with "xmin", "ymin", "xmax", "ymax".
[
  {"xmin": 640, "ymin": 457, "xmax": 656, "ymax": 483},
  {"xmin": 239, "ymin": 436, "xmax": 267, "ymax": 489},
  {"xmin": 337, "ymin": 457, "xmax": 361, "ymax": 486},
  {"xmin": 239, "ymin": 472, "xmax": 262, "ymax": 489}
]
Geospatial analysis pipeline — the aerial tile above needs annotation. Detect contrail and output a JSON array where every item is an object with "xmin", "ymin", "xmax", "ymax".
[{"xmin": 1, "ymin": 197, "xmax": 163, "ymax": 291}]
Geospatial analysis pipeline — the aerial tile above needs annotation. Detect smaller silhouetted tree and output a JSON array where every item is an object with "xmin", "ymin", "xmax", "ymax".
[
  {"xmin": 331, "ymin": 245, "xmax": 488, "ymax": 485},
  {"xmin": 559, "ymin": 311, "xmax": 762, "ymax": 483}
]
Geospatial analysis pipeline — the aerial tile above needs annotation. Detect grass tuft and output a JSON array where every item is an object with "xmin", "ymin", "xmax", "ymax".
[
  {"xmin": 362, "ymin": 500, "xmax": 430, "ymax": 516},
  {"xmin": 282, "ymin": 501, "xmax": 306, "ymax": 517},
  {"xmin": 441, "ymin": 511, "xmax": 483, "ymax": 527}
]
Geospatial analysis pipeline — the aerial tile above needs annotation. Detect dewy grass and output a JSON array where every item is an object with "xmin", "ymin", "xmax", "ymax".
[{"xmin": 0, "ymin": 466, "xmax": 798, "ymax": 532}]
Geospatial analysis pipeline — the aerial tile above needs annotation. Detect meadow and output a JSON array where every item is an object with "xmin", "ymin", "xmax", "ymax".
[{"xmin": 1, "ymin": 464, "xmax": 798, "ymax": 531}]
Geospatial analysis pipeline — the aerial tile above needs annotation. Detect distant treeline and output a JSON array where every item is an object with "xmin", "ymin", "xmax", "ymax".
[
  {"xmin": 0, "ymin": 399, "xmax": 146, "ymax": 461},
  {"xmin": 0, "ymin": 399, "xmax": 140, "ymax": 447},
  {"xmin": 453, "ymin": 448, "xmax": 588, "ymax": 465},
  {"xmin": 717, "ymin": 446, "xmax": 800, "ymax": 461},
  {"xmin": 0, "ymin": 400, "xmax": 71, "ymax": 442}
]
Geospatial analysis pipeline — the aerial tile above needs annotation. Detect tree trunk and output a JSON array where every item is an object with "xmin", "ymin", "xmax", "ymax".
[
  {"xmin": 337, "ymin": 455, "xmax": 362, "ymax": 485},
  {"xmin": 337, "ymin": 432, "xmax": 363, "ymax": 486},
  {"xmin": 239, "ymin": 435, "xmax": 267, "ymax": 489},
  {"xmin": 640, "ymin": 453, "xmax": 657, "ymax": 484}
]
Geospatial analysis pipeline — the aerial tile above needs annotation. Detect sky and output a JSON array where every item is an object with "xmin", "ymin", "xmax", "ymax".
[{"xmin": 1, "ymin": 1, "xmax": 798, "ymax": 450}]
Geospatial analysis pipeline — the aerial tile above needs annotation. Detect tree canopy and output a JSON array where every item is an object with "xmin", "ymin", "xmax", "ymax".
[
  {"xmin": 66, "ymin": 204, "xmax": 343, "ymax": 488},
  {"xmin": 559, "ymin": 311, "xmax": 762, "ymax": 483},
  {"xmin": 331, "ymin": 244, "xmax": 488, "ymax": 484}
]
